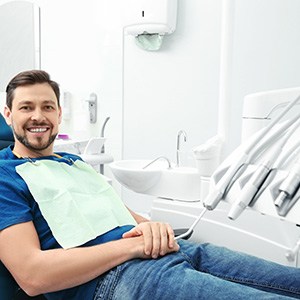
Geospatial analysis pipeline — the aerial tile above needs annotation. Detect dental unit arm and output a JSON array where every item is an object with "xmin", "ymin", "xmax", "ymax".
[
  {"xmin": 228, "ymin": 117, "xmax": 300, "ymax": 220},
  {"xmin": 174, "ymin": 92, "xmax": 300, "ymax": 241},
  {"xmin": 203, "ymin": 93, "xmax": 300, "ymax": 212}
]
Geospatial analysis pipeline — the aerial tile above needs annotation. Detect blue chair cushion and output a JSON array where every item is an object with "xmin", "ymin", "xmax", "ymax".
[
  {"xmin": 0, "ymin": 261, "xmax": 19, "ymax": 299},
  {"xmin": 0, "ymin": 261, "xmax": 46, "ymax": 299},
  {"xmin": 0, "ymin": 113, "xmax": 14, "ymax": 150}
]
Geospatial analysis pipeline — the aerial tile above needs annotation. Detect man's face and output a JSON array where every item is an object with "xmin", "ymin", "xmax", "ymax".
[{"xmin": 4, "ymin": 83, "xmax": 62, "ymax": 157}]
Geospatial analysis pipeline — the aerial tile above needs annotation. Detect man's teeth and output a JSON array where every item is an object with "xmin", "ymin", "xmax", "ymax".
[{"xmin": 29, "ymin": 128, "xmax": 47, "ymax": 132}]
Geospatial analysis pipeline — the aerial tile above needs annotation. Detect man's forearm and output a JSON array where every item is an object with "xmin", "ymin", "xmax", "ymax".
[{"xmin": 18, "ymin": 237, "xmax": 144, "ymax": 296}]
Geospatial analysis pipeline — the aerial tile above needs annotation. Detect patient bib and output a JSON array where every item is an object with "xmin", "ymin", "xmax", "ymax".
[{"xmin": 16, "ymin": 159, "xmax": 137, "ymax": 249}]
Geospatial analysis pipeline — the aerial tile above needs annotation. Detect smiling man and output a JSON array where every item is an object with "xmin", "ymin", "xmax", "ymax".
[
  {"xmin": 0, "ymin": 70, "xmax": 300, "ymax": 300},
  {"xmin": 5, "ymin": 76, "xmax": 61, "ymax": 157}
]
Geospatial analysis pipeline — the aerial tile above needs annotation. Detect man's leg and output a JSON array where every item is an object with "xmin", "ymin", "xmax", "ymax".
[
  {"xmin": 95, "ymin": 241, "xmax": 300, "ymax": 299},
  {"xmin": 178, "ymin": 240, "xmax": 300, "ymax": 299}
]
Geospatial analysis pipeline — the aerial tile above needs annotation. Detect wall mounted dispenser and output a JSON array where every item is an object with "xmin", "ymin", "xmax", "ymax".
[{"xmin": 124, "ymin": 0, "xmax": 178, "ymax": 51}]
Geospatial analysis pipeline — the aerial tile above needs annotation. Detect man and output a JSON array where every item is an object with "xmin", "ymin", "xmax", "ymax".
[{"xmin": 0, "ymin": 70, "xmax": 299, "ymax": 299}]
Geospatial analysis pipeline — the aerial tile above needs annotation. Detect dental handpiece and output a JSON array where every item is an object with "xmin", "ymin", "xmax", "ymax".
[
  {"xmin": 274, "ymin": 157, "xmax": 300, "ymax": 208},
  {"xmin": 204, "ymin": 153, "xmax": 248, "ymax": 210},
  {"xmin": 227, "ymin": 130, "xmax": 291, "ymax": 220},
  {"xmin": 204, "ymin": 126, "xmax": 281, "ymax": 211},
  {"xmin": 204, "ymin": 95, "xmax": 300, "ymax": 211},
  {"xmin": 227, "ymin": 160, "xmax": 273, "ymax": 220},
  {"xmin": 228, "ymin": 116, "xmax": 300, "ymax": 220}
]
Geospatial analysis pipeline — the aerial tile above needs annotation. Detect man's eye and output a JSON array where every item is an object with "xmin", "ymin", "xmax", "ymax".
[
  {"xmin": 45, "ymin": 106, "xmax": 54, "ymax": 110},
  {"xmin": 20, "ymin": 106, "xmax": 30, "ymax": 110}
]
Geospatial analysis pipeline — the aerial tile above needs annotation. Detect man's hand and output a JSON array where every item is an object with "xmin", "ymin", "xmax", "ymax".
[{"xmin": 122, "ymin": 222, "xmax": 179, "ymax": 259}]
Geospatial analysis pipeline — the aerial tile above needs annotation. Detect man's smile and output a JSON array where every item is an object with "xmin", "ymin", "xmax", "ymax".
[{"xmin": 27, "ymin": 127, "xmax": 49, "ymax": 133}]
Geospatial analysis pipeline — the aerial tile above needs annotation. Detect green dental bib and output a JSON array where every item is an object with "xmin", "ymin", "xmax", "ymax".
[{"xmin": 16, "ymin": 159, "xmax": 136, "ymax": 249}]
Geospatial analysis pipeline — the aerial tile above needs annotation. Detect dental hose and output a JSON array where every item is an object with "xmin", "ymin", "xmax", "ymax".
[
  {"xmin": 179, "ymin": 95, "xmax": 300, "ymax": 238},
  {"xmin": 276, "ymin": 140, "xmax": 300, "ymax": 169},
  {"xmin": 228, "ymin": 116, "xmax": 300, "ymax": 220}
]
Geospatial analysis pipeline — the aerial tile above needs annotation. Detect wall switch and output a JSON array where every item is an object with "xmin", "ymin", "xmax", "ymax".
[{"xmin": 86, "ymin": 93, "xmax": 97, "ymax": 124}]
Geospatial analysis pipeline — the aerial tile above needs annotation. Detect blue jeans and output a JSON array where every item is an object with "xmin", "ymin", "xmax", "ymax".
[{"xmin": 93, "ymin": 240, "xmax": 300, "ymax": 299}]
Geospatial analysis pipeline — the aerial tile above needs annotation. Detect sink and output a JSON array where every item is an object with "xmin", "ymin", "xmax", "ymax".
[
  {"xmin": 109, "ymin": 160, "xmax": 203, "ymax": 201},
  {"xmin": 109, "ymin": 160, "xmax": 163, "ymax": 193}
]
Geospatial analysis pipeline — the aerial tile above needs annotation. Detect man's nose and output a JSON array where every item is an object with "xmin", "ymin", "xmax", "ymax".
[{"xmin": 30, "ymin": 108, "xmax": 46, "ymax": 122}]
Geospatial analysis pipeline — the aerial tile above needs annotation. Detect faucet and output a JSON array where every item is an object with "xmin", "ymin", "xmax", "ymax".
[
  {"xmin": 176, "ymin": 130, "xmax": 187, "ymax": 167},
  {"xmin": 143, "ymin": 156, "xmax": 172, "ymax": 169}
]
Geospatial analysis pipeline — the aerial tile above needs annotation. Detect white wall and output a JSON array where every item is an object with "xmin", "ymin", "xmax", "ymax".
[
  {"xmin": 123, "ymin": 0, "xmax": 222, "ymax": 160},
  {"xmin": 39, "ymin": 0, "xmax": 124, "ymax": 164},
  {"xmin": 1, "ymin": 0, "xmax": 300, "ymax": 213},
  {"xmin": 229, "ymin": 0, "xmax": 300, "ymax": 148}
]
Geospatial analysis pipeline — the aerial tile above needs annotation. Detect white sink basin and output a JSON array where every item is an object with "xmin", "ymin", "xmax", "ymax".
[
  {"xmin": 110, "ymin": 160, "xmax": 202, "ymax": 201},
  {"xmin": 109, "ymin": 160, "xmax": 164, "ymax": 193}
]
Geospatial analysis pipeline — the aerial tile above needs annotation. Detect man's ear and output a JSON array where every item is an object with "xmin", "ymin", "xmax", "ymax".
[{"xmin": 3, "ymin": 106, "xmax": 12, "ymax": 126}]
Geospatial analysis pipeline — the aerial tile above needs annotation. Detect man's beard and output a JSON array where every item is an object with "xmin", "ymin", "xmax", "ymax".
[
  {"xmin": 13, "ymin": 123, "xmax": 57, "ymax": 152},
  {"xmin": 14, "ymin": 132, "xmax": 57, "ymax": 152}
]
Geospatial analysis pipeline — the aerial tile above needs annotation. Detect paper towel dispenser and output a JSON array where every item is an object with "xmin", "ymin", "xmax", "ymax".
[{"xmin": 124, "ymin": 0, "xmax": 177, "ymax": 36}]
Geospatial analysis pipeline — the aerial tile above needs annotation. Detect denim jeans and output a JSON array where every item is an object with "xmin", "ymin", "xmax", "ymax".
[{"xmin": 93, "ymin": 240, "xmax": 300, "ymax": 299}]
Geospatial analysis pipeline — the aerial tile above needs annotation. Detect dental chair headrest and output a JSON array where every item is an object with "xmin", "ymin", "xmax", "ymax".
[{"xmin": 0, "ymin": 113, "xmax": 14, "ymax": 150}]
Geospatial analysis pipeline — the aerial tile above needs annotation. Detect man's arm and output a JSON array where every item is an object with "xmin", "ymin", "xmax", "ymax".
[{"xmin": 0, "ymin": 220, "xmax": 179, "ymax": 296}]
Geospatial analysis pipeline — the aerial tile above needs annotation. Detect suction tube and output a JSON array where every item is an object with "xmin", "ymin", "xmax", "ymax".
[{"xmin": 174, "ymin": 208, "xmax": 207, "ymax": 240}]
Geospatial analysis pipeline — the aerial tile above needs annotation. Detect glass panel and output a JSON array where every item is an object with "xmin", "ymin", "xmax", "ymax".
[{"xmin": 0, "ymin": 1, "xmax": 40, "ymax": 91}]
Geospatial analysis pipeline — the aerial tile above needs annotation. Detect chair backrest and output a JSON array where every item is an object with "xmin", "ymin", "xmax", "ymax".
[
  {"xmin": 0, "ymin": 260, "xmax": 19, "ymax": 299},
  {"xmin": 83, "ymin": 137, "xmax": 106, "ymax": 155},
  {"xmin": 0, "ymin": 260, "xmax": 46, "ymax": 299},
  {"xmin": 0, "ymin": 113, "xmax": 14, "ymax": 150}
]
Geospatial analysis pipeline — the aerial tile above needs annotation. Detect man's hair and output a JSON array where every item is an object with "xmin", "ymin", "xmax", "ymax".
[{"xmin": 5, "ymin": 70, "xmax": 60, "ymax": 109}]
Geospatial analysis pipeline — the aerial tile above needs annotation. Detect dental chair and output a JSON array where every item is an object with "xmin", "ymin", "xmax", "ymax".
[
  {"xmin": 79, "ymin": 137, "xmax": 113, "ymax": 175},
  {"xmin": 0, "ymin": 113, "xmax": 14, "ymax": 150},
  {"xmin": 0, "ymin": 120, "xmax": 184, "ymax": 298},
  {"xmin": 0, "ymin": 261, "xmax": 45, "ymax": 300},
  {"xmin": 0, "ymin": 114, "xmax": 45, "ymax": 299}
]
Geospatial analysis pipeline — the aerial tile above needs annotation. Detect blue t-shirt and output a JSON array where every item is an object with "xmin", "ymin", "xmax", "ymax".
[{"xmin": 0, "ymin": 146, "xmax": 134, "ymax": 299}]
